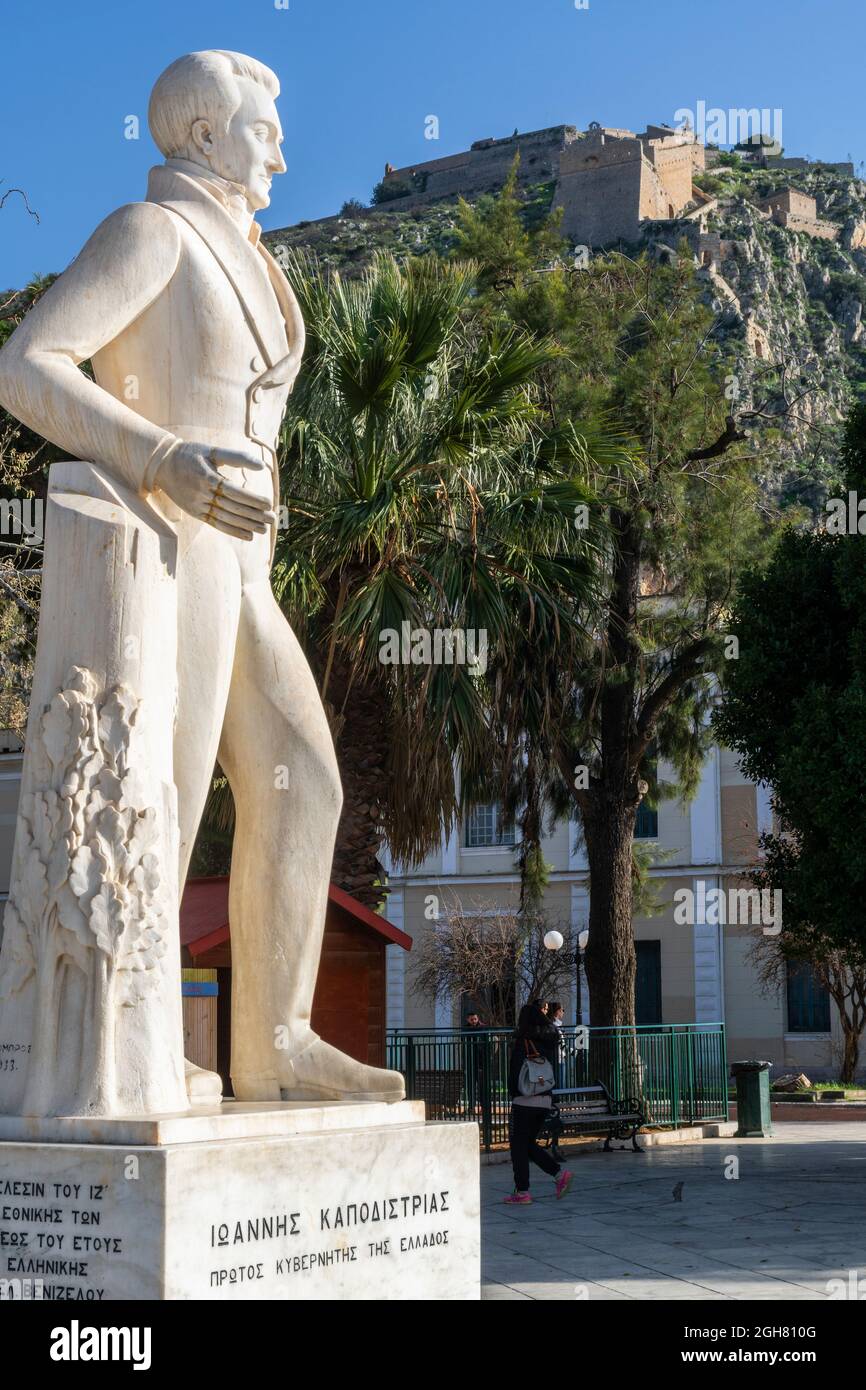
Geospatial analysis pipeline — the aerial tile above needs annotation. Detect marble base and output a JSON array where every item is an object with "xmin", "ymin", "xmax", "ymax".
[
  {"xmin": 0, "ymin": 1100, "xmax": 425, "ymax": 1147},
  {"xmin": 0, "ymin": 1107, "xmax": 480, "ymax": 1301}
]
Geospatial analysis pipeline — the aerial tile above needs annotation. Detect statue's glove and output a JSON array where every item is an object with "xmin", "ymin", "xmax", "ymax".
[{"xmin": 152, "ymin": 442, "xmax": 275, "ymax": 541}]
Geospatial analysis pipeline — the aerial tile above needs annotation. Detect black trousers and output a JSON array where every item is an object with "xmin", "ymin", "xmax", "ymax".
[{"xmin": 510, "ymin": 1103, "xmax": 561, "ymax": 1191}]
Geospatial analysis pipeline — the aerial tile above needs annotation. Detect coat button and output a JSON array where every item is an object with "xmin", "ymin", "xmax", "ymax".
[
  {"xmin": 252, "ymin": 386, "xmax": 263, "ymax": 403},
  {"xmin": 251, "ymin": 355, "xmax": 264, "ymax": 372}
]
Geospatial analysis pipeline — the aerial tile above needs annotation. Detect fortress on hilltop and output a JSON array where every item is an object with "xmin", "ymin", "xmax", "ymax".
[
  {"xmin": 375, "ymin": 120, "xmax": 850, "ymax": 250},
  {"xmin": 380, "ymin": 121, "xmax": 706, "ymax": 247}
]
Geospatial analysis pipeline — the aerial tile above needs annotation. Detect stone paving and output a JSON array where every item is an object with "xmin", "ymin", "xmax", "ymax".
[{"xmin": 481, "ymin": 1123, "xmax": 866, "ymax": 1300}]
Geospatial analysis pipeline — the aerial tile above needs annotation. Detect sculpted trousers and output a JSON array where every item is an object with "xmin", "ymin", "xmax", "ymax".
[{"xmin": 172, "ymin": 513, "xmax": 343, "ymax": 1097}]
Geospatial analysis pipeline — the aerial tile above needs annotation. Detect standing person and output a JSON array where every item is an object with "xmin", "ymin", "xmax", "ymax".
[
  {"xmin": 547, "ymin": 1001, "xmax": 564, "ymax": 1088},
  {"xmin": 464, "ymin": 1011, "xmax": 486, "ymax": 1113},
  {"xmin": 504, "ymin": 1001, "xmax": 573, "ymax": 1205}
]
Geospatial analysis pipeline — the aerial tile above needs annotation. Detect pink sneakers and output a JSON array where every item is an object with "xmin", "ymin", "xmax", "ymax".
[
  {"xmin": 503, "ymin": 1174, "xmax": 573, "ymax": 1204},
  {"xmin": 555, "ymin": 1170, "xmax": 574, "ymax": 1200}
]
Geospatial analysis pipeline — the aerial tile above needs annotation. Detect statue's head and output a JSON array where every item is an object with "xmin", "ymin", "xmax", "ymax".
[{"xmin": 148, "ymin": 50, "xmax": 285, "ymax": 211}]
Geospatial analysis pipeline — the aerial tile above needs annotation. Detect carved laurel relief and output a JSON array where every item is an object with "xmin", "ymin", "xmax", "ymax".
[{"xmin": 0, "ymin": 666, "xmax": 168, "ymax": 1111}]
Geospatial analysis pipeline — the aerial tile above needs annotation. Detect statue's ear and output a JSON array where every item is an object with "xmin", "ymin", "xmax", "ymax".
[{"xmin": 191, "ymin": 118, "xmax": 213, "ymax": 156}]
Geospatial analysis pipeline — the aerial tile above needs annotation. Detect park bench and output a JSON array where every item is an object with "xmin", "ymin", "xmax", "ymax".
[{"xmin": 541, "ymin": 1081, "xmax": 646, "ymax": 1154}]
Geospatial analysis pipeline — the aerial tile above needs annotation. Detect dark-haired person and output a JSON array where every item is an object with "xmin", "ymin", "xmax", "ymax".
[
  {"xmin": 504, "ymin": 1000, "xmax": 573, "ymax": 1205},
  {"xmin": 547, "ymin": 1000, "xmax": 564, "ymax": 1087}
]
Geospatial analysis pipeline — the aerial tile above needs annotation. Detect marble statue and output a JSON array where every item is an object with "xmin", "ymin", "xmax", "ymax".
[{"xmin": 0, "ymin": 50, "xmax": 405, "ymax": 1116}]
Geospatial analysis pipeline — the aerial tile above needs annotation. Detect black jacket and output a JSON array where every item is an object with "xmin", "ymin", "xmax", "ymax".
[{"xmin": 508, "ymin": 1010, "xmax": 560, "ymax": 1100}]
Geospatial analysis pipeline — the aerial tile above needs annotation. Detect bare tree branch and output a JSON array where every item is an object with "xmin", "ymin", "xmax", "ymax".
[
  {"xmin": 0, "ymin": 184, "xmax": 40, "ymax": 224},
  {"xmin": 0, "ymin": 572, "xmax": 38, "ymax": 619}
]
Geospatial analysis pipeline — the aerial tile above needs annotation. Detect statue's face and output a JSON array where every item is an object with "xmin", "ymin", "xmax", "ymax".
[{"xmin": 192, "ymin": 77, "xmax": 286, "ymax": 211}]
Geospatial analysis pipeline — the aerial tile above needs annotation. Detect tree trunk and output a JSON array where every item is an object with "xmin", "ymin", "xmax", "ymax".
[
  {"xmin": 582, "ymin": 792, "xmax": 638, "ymax": 1028},
  {"xmin": 840, "ymin": 1016, "xmax": 860, "ymax": 1085},
  {"xmin": 579, "ymin": 506, "xmax": 643, "ymax": 1030}
]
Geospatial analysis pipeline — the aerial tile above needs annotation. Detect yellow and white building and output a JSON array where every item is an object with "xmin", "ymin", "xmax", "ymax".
[{"xmin": 381, "ymin": 748, "xmax": 850, "ymax": 1077}]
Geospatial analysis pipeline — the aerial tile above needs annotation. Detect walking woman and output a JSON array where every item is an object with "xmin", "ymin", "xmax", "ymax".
[{"xmin": 504, "ymin": 1000, "xmax": 573, "ymax": 1205}]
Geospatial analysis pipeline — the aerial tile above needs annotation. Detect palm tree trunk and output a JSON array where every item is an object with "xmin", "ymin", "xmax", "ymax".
[{"xmin": 517, "ymin": 756, "xmax": 544, "ymax": 914}]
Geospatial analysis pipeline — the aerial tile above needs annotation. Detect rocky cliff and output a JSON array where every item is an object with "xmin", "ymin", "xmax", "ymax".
[{"xmin": 682, "ymin": 159, "xmax": 866, "ymax": 506}]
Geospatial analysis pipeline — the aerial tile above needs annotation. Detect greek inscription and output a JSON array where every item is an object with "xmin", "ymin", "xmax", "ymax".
[
  {"xmin": 210, "ymin": 1214, "xmax": 298, "ymax": 1247},
  {"xmin": 319, "ymin": 1190, "xmax": 450, "ymax": 1230},
  {"xmin": 209, "ymin": 1263, "xmax": 265, "ymax": 1287},
  {"xmin": 400, "ymin": 1229, "xmax": 450, "ymax": 1251}
]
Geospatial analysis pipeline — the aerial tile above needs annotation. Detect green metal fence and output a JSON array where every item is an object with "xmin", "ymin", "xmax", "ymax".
[{"xmin": 386, "ymin": 1023, "xmax": 728, "ymax": 1151}]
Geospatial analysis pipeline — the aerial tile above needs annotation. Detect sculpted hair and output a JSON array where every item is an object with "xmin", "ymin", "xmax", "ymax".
[{"xmin": 148, "ymin": 50, "xmax": 280, "ymax": 158}]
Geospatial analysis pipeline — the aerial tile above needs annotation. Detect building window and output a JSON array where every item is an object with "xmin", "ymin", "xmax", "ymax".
[
  {"xmin": 464, "ymin": 804, "xmax": 515, "ymax": 849},
  {"xmin": 634, "ymin": 801, "xmax": 658, "ymax": 839},
  {"xmin": 786, "ymin": 962, "xmax": 831, "ymax": 1034},
  {"xmin": 635, "ymin": 940, "xmax": 662, "ymax": 1026}
]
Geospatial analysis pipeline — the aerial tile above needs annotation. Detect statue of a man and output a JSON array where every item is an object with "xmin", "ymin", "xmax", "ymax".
[{"xmin": 0, "ymin": 50, "xmax": 404, "ymax": 1115}]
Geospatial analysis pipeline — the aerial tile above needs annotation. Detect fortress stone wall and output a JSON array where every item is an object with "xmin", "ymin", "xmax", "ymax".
[
  {"xmin": 382, "ymin": 121, "xmax": 706, "ymax": 248},
  {"xmin": 755, "ymin": 187, "xmax": 838, "ymax": 241},
  {"xmin": 548, "ymin": 124, "xmax": 704, "ymax": 246},
  {"xmin": 644, "ymin": 138, "xmax": 703, "ymax": 208},
  {"xmin": 553, "ymin": 130, "xmax": 646, "ymax": 246},
  {"xmin": 765, "ymin": 155, "xmax": 855, "ymax": 176},
  {"xmin": 384, "ymin": 125, "xmax": 579, "ymax": 205}
]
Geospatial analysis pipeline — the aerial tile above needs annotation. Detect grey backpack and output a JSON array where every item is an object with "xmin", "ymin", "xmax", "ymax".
[{"xmin": 518, "ymin": 1039, "xmax": 555, "ymax": 1096}]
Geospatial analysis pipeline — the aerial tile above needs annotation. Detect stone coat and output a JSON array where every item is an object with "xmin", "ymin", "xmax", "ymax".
[{"xmin": 0, "ymin": 163, "xmax": 305, "ymax": 555}]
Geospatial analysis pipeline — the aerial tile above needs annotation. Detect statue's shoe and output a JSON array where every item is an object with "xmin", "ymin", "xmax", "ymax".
[
  {"xmin": 233, "ymin": 1038, "xmax": 406, "ymax": 1104},
  {"xmin": 184, "ymin": 1058, "xmax": 223, "ymax": 1107}
]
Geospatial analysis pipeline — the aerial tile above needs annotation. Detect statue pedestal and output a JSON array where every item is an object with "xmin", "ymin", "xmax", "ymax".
[{"xmin": 0, "ymin": 1102, "xmax": 480, "ymax": 1300}]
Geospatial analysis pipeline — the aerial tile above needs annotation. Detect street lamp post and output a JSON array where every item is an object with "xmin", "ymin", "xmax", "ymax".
[{"xmin": 576, "ymin": 928, "xmax": 589, "ymax": 1026}]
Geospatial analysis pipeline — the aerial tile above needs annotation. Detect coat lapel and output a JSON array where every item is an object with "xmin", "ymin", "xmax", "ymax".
[
  {"xmin": 256, "ymin": 243, "xmax": 306, "ymax": 388},
  {"xmin": 146, "ymin": 165, "xmax": 288, "ymax": 368}
]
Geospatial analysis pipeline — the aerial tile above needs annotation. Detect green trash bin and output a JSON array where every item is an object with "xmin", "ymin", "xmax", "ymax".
[{"xmin": 731, "ymin": 1059, "xmax": 773, "ymax": 1136}]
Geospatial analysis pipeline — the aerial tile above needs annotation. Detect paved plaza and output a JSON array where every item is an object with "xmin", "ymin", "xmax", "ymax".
[{"xmin": 481, "ymin": 1124, "xmax": 866, "ymax": 1300}]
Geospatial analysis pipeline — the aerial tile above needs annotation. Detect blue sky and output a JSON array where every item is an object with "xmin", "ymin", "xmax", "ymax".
[{"xmin": 2, "ymin": 0, "xmax": 864, "ymax": 286}]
